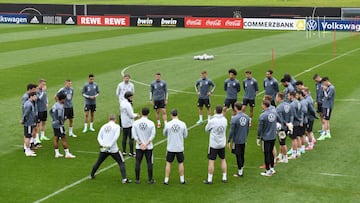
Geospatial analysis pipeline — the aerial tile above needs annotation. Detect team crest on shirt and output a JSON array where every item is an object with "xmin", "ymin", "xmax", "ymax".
[
  {"xmin": 87, "ymin": 86, "xmax": 91, "ymax": 92},
  {"xmin": 284, "ymin": 104, "xmax": 290, "ymax": 113},
  {"xmin": 104, "ymin": 126, "xmax": 112, "ymax": 133},
  {"xmin": 139, "ymin": 122, "xmax": 147, "ymax": 131},
  {"xmin": 213, "ymin": 126, "xmax": 225, "ymax": 135},
  {"xmin": 239, "ymin": 117, "xmax": 247, "ymax": 126},
  {"xmin": 171, "ymin": 124, "xmax": 180, "ymax": 133},
  {"xmin": 268, "ymin": 113, "xmax": 276, "ymax": 122}
]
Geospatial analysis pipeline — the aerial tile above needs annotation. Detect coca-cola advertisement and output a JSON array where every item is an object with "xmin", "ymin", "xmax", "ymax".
[{"xmin": 185, "ymin": 17, "xmax": 243, "ymax": 29}]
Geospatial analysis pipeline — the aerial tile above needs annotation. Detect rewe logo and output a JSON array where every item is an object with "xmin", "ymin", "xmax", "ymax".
[
  {"xmin": 65, "ymin": 17, "xmax": 75, "ymax": 25},
  {"xmin": 30, "ymin": 16, "xmax": 39, "ymax": 24}
]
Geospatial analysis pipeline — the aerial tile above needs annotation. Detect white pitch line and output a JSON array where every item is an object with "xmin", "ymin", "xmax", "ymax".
[
  {"xmin": 34, "ymin": 47, "xmax": 360, "ymax": 203},
  {"xmin": 319, "ymin": 172, "xmax": 354, "ymax": 177}
]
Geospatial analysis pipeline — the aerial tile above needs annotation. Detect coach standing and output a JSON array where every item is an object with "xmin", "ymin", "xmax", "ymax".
[
  {"xmin": 132, "ymin": 107, "xmax": 156, "ymax": 184},
  {"xmin": 90, "ymin": 114, "xmax": 131, "ymax": 184},
  {"xmin": 257, "ymin": 100, "xmax": 277, "ymax": 177}
]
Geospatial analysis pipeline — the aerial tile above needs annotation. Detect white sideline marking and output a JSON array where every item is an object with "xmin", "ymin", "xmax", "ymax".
[
  {"xmin": 75, "ymin": 150, "xmax": 99, "ymax": 154},
  {"xmin": 34, "ymin": 47, "xmax": 360, "ymax": 203},
  {"xmin": 319, "ymin": 173, "xmax": 354, "ymax": 177}
]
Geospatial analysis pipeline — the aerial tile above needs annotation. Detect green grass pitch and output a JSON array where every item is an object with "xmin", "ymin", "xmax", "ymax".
[{"xmin": 0, "ymin": 24, "xmax": 360, "ymax": 203}]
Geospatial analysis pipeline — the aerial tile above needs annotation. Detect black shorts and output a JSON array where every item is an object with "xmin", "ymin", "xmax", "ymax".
[
  {"xmin": 197, "ymin": 98, "xmax": 210, "ymax": 108},
  {"xmin": 153, "ymin": 100, "xmax": 166, "ymax": 109},
  {"xmin": 322, "ymin": 108, "xmax": 332, "ymax": 120},
  {"xmin": 317, "ymin": 103, "xmax": 323, "ymax": 113},
  {"xmin": 37, "ymin": 111, "xmax": 47, "ymax": 122},
  {"xmin": 224, "ymin": 99, "xmax": 237, "ymax": 109},
  {"xmin": 53, "ymin": 127, "xmax": 66, "ymax": 138},
  {"xmin": 166, "ymin": 151, "xmax": 184, "ymax": 163},
  {"xmin": 306, "ymin": 120, "xmax": 314, "ymax": 132},
  {"xmin": 23, "ymin": 125, "xmax": 35, "ymax": 138},
  {"xmin": 208, "ymin": 147, "xmax": 225, "ymax": 160},
  {"xmin": 242, "ymin": 98, "xmax": 255, "ymax": 107},
  {"xmin": 84, "ymin": 104, "xmax": 96, "ymax": 112},
  {"xmin": 291, "ymin": 126, "xmax": 301, "ymax": 139},
  {"xmin": 64, "ymin": 108, "xmax": 74, "ymax": 120}
]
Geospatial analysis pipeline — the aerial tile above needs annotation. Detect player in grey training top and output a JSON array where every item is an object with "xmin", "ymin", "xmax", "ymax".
[
  {"xmin": 242, "ymin": 70, "xmax": 258, "ymax": 119},
  {"xmin": 317, "ymin": 77, "xmax": 335, "ymax": 141},
  {"xmin": 303, "ymin": 87, "xmax": 317, "ymax": 150},
  {"xmin": 263, "ymin": 70, "xmax": 279, "ymax": 106},
  {"xmin": 227, "ymin": 102, "xmax": 250, "ymax": 178},
  {"xmin": 163, "ymin": 109, "xmax": 188, "ymax": 185},
  {"xmin": 22, "ymin": 92, "xmax": 37, "ymax": 157},
  {"xmin": 257, "ymin": 100, "xmax": 277, "ymax": 177},
  {"xmin": 223, "ymin": 68, "xmax": 240, "ymax": 116},
  {"xmin": 280, "ymin": 78, "xmax": 295, "ymax": 103},
  {"xmin": 50, "ymin": 93, "xmax": 75, "ymax": 158},
  {"xmin": 195, "ymin": 70, "xmax": 216, "ymax": 124},
  {"xmin": 150, "ymin": 72, "xmax": 168, "ymax": 128},
  {"xmin": 22, "ymin": 84, "xmax": 37, "ymax": 114},
  {"xmin": 56, "ymin": 80, "xmax": 77, "ymax": 137},
  {"xmin": 82, "ymin": 74, "xmax": 99, "ymax": 133},
  {"xmin": 204, "ymin": 105, "xmax": 228, "ymax": 184},
  {"xmin": 37, "ymin": 79, "xmax": 49, "ymax": 141}
]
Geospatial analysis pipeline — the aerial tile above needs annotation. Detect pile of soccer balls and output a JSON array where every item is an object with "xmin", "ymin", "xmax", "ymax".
[{"xmin": 193, "ymin": 53, "xmax": 214, "ymax": 60}]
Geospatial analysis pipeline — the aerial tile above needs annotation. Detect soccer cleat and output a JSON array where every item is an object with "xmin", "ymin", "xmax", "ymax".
[
  {"xmin": 180, "ymin": 181, "xmax": 186, "ymax": 185},
  {"xmin": 89, "ymin": 175, "xmax": 95, "ymax": 180},
  {"xmin": 305, "ymin": 146, "xmax": 313, "ymax": 151},
  {"xmin": 35, "ymin": 143, "xmax": 42, "ymax": 148},
  {"xmin": 317, "ymin": 134, "xmax": 326, "ymax": 141},
  {"xmin": 40, "ymin": 136, "xmax": 50, "ymax": 141},
  {"xmin": 65, "ymin": 153, "xmax": 76, "ymax": 158},
  {"xmin": 289, "ymin": 155, "xmax": 296, "ymax": 160},
  {"xmin": 157, "ymin": 123, "xmax": 161, "ymax": 129},
  {"xmin": 82, "ymin": 128, "xmax": 87, "ymax": 133},
  {"xmin": 259, "ymin": 164, "xmax": 266, "ymax": 169},
  {"xmin": 203, "ymin": 180, "xmax": 213, "ymax": 184},
  {"xmin": 148, "ymin": 179, "xmax": 156, "ymax": 184},
  {"xmin": 233, "ymin": 173, "xmax": 243, "ymax": 177},
  {"xmin": 196, "ymin": 119, "xmax": 203, "ymax": 124},
  {"xmin": 55, "ymin": 153, "xmax": 64, "ymax": 158},
  {"xmin": 69, "ymin": 133, "xmax": 77, "ymax": 138},
  {"xmin": 287, "ymin": 149, "xmax": 293, "ymax": 155},
  {"xmin": 122, "ymin": 152, "xmax": 127, "ymax": 156},
  {"xmin": 89, "ymin": 127, "xmax": 95, "ymax": 132},
  {"xmin": 260, "ymin": 170, "xmax": 273, "ymax": 177},
  {"xmin": 163, "ymin": 182, "xmax": 169, "ymax": 185},
  {"xmin": 278, "ymin": 159, "xmax": 288, "ymax": 163},
  {"xmin": 324, "ymin": 133, "xmax": 331, "ymax": 139},
  {"xmin": 129, "ymin": 152, "xmax": 136, "ymax": 157},
  {"xmin": 25, "ymin": 152, "xmax": 37, "ymax": 157},
  {"xmin": 221, "ymin": 179, "xmax": 227, "ymax": 183},
  {"xmin": 122, "ymin": 179, "xmax": 132, "ymax": 184},
  {"xmin": 317, "ymin": 130, "xmax": 323, "ymax": 134},
  {"xmin": 270, "ymin": 168, "xmax": 276, "ymax": 174}
]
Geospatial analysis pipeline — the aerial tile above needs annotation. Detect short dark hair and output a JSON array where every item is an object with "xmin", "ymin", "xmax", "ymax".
[
  {"xmin": 170, "ymin": 109, "xmax": 178, "ymax": 116},
  {"xmin": 321, "ymin": 77, "xmax": 329, "ymax": 82},
  {"xmin": 283, "ymin": 73, "xmax": 291, "ymax": 82},
  {"xmin": 155, "ymin": 72, "xmax": 161, "ymax": 76},
  {"xmin": 89, "ymin": 74, "xmax": 94, "ymax": 78},
  {"xmin": 109, "ymin": 114, "xmax": 116, "ymax": 121},
  {"xmin": 142, "ymin": 107, "xmax": 150, "ymax": 116},
  {"xmin": 234, "ymin": 102, "xmax": 243, "ymax": 111},
  {"xmin": 124, "ymin": 73, "xmax": 130, "ymax": 78},
  {"xmin": 267, "ymin": 70, "xmax": 273, "ymax": 75},
  {"xmin": 215, "ymin": 105, "xmax": 223, "ymax": 114},
  {"xmin": 296, "ymin": 90, "xmax": 304, "ymax": 97},
  {"xmin": 57, "ymin": 93, "xmax": 66, "ymax": 101},
  {"xmin": 245, "ymin": 70, "xmax": 252, "ymax": 74},
  {"xmin": 228, "ymin": 68, "xmax": 237, "ymax": 76},
  {"xmin": 124, "ymin": 91, "xmax": 133, "ymax": 99},
  {"xmin": 289, "ymin": 91, "xmax": 296, "ymax": 97},
  {"xmin": 38, "ymin": 78, "xmax": 46, "ymax": 83},
  {"xmin": 295, "ymin": 80, "xmax": 303, "ymax": 86},
  {"xmin": 65, "ymin": 79, "xmax": 71, "ymax": 82},
  {"xmin": 28, "ymin": 92, "xmax": 36, "ymax": 97},
  {"xmin": 262, "ymin": 100, "xmax": 271, "ymax": 108},
  {"xmin": 263, "ymin": 95, "xmax": 272, "ymax": 102},
  {"xmin": 280, "ymin": 78, "xmax": 286, "ymax": 83},
  {"xmin": 27, "ymin": 83, "xmax": 37, "ymax": 91}
]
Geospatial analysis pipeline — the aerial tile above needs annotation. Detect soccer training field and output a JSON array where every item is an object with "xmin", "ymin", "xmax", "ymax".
[{"xmin": 0, "ymin": 24, "xmax": 360, "ymax": 202}]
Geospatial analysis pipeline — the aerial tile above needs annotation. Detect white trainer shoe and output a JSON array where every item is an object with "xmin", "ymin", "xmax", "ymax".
[
  {"xmin": 65, "ymin": 153, "xmax": 76, "ymax": 158},
  {"xmin": 55, "ymin": 153, "xmax": 64, "ymax": 158}
]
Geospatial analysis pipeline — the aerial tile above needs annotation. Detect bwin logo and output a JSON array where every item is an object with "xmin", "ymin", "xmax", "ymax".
[{"xmin": 306, "ymin": 20, "xmax": 318, "ymax": 31}]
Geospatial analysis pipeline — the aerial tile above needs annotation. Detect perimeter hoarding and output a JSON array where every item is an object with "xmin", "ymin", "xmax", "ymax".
[
  {"xmin": 0, "ymin": 14, "xmax": 27, "ymax": 24},
  {"xmin": 77, "ymin": 15, "xmax": 130, "ymax": 26},
  {"xmin": 243, "ymin": 18, "xmax": 306, "ymax": 30},
  {"xmin": 184, "ymin": 17, "xmax": 243, "ymax": 29},
  {"xmin": 306, "ymin": 19, "xmax": 360, "ymax": 31}
]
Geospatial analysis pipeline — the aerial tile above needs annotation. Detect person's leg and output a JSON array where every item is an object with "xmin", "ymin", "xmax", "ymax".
[
  {"xmin": 220, "ymin": 159, "xmax": 227, "ymax": 181},
  {"xmin": 90, "ymin": 110, "xmax": 95, "ymax": 131},
  {"xmin": 122, "ymin": 128, "xmax": 129, "ymax": 154},
  {"xmin": 161, "ymin": 108, "xmax": 167, "ymax": 123},
  {"xmin": 111, "ymin": 152, "xmax": 127, "ymax": 180},
  {"xmin": 83, "ymin": 110, "xmax": 89, "ymax": 132},
  {"xmin": 207, "ymin": 160, "xmax": 214, "ymax": 182},
  {"xmin": 198, "ymin": 106, "xmax": 203, "ymax": 121},
  {"xmin": 128, "ymin": 128, "xmax": 134, "ymax": 155},
  {"xmin": 135, "ymin": 149, "xmax": 144, "ymax": 182},
  {"xmin": 164, "ymin": 162, "xmax": 171, "ymax": 184},
  {"xmin": 145, "ymin": 150, "xmax": 154, "ymax": 182},
  {"xmin": 90, "ymin": 152, "xmax": 109, "ymax": 178}
]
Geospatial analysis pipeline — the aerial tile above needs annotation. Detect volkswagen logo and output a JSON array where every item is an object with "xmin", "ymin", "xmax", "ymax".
[{"xmin": 306, "ymin": 20, "xmax": 318, "ymax": 31}]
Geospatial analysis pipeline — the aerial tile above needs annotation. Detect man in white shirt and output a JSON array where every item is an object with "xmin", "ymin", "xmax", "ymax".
[
  {"xmin": 163, "ymin": 109, "xmax": 188, "ymax": 185},
  {"xmin": 204, "ymin": 105, "xmax": 228, "ymax": 184},
  {"xmin": 120, "ymin": 91, "xmax": 139, "ymax": 157},
  {"xmin": 116, "ymin": 74, "xmax": 135, "ymax": 104},
  {"xmin": 132, "ymin": 107, "xmax": 156, "ymax": 184},
  {"xmin": 89, "ymin": 114, "xmax": 131, "ymax": 184}
]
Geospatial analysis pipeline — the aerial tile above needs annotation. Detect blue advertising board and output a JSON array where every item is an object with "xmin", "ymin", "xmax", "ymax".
[
  {"xmin": 306, "ymin": 19, "xmax": 360, "ymax": 31},
  {"xmin": 0, "ymin": 14, "xmax": 27, "ymax": 24}
]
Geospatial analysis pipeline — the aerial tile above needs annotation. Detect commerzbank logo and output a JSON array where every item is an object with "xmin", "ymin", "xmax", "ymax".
[
  {"xmin": 306, "ymin": 20, "xmax": 318, "ymax": 31},
  {"xmin": 296, "ymin": 20, "xmax": 305, "ymax": 30}
]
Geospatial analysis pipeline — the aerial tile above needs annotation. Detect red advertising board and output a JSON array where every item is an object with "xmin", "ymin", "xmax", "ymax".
[
  {"xmin": 184, "ymin": 17, "xmax": 243, "ymax": 29},
  {"xmin": 77, "ymin": 15, "xmax": 130, "ymax": 26}
]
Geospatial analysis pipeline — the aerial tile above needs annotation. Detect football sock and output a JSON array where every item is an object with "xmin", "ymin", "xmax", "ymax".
[
  {"xmin": 207, "ymin": 173, "xmax": 213, "ymax": 182},
  {"xmin": 157, "ymin": 120, "xmax": 160, "ymax": 124},
  {"xmin": 69, "ymin": 127, "xmax": 73, "ymax": 134},
  {"xmin": 180, "ymin": 175, "xmax": 185, "ymax": 183},
  {"xmin": 222, "ymin": 173, "xmax": 227, "ymax": 180},
  {"xmin": 164, "ymin": 177, "xmax": 169, "ymax": 183},
  {"xmin": 90, "ymin": 122, "xmax": 93, "ymax": 128},
  {"xmin": 64, "ymin": 148, "xmax": 70, "ymax": 155},
  {"xmin": 199, "ymin": 115, "xmax": 203, "ymax": 121},
  {"xmin": 238, "ymin": 168, "xmax": 243, "ymax": 175},
  {"xmin": 55, "ymin": 149, "xmax": 60, "ymax": 155},
  {"xmin": 84, "ymin": 123, "xmax": 88, "ymax": 129}
]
